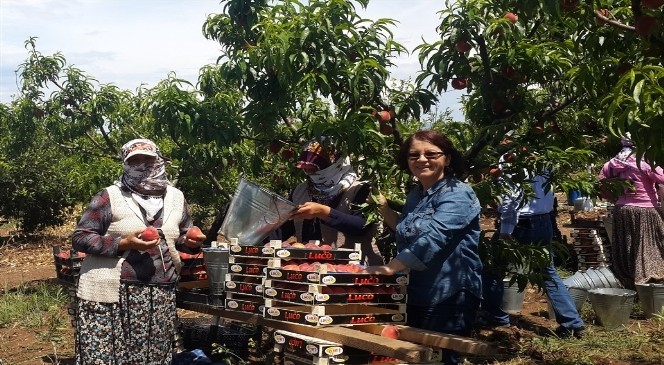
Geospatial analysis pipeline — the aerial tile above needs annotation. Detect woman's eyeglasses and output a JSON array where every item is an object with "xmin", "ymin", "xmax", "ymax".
[{"xmin": 407, "ymin": 151, "xmax": 445, "ymax": 161}]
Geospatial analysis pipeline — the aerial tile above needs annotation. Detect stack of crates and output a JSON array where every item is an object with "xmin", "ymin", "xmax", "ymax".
[{"xmin": 570, "ymin": 225, "xmax": 611, "ymax": 271}]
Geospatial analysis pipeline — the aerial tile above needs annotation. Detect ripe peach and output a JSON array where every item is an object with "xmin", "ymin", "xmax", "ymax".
[
  {"xmin": 454, "ymin": 41, "xmax": 471, "ymax": 53},
  {"xmin": 504, "ymin": 12, "xmax": 518, "ymax": 24},
  {"xmin": 319, "ymin": 244, "xmax": 333, "ymax": 250},
  {"xmin": 141, "ymin": 227, "xmax": 159, "ymax": 241},
  {"xmin": 381, "ymin": 325, "xmax": 400, "ymax": 339},
  {"xmin": 451, "ymin": 78, "xmax": 467, "ymax": 90},
  {"xmin": 186, "ymin": 226, "xmax": 205, "ymax": 241}
]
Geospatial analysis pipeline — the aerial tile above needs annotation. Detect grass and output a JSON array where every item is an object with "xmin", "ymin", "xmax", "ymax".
[
  {"xmin": 522, "ymin": 303, "xmax": 664, "ymax": 365},
  {"xmin": 0, "ymin": 280, "xmax": 71, "ymax": 344},
  {"xmin": 2, "ymin": 275, "xmax": 664, "ymax": 364}
]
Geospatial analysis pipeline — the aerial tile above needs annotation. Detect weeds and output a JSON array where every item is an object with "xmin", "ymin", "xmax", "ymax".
[{"xmin": 0, "ymin": 281, "xmax": 69, "ymax": 329}]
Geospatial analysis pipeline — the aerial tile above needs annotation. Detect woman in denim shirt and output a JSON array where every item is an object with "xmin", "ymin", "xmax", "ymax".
[{"xmin": 365, "ymin": 130, "xmax": 482, "ymax": 365}]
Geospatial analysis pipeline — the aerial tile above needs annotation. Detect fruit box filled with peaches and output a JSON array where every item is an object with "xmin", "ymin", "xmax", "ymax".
[
  {"xmin": 265, "ymin": 240, "xmax": 407, "ymax": 326},
  {"xmin": 222, "ymin": 240, "xmax": 409, "ymax": 326}
]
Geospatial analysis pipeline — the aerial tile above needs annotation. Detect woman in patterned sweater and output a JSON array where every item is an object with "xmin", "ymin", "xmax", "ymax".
[{"xmin": 72, "ymin": 139, "xmax": 205, "ymax": 364}]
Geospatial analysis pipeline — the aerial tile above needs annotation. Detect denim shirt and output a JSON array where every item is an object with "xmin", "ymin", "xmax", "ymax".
[{"xmin": 394, "ymin": 177, "xmax": 483, "ymax": 306}]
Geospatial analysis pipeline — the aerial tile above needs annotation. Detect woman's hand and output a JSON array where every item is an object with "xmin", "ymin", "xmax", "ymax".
[
  {"xmin": 290, "ymin": 202, "xmax": 331, "ymax": 221},
  {"xmin": 362, "ymin": 265, "xmax": 395, "ymax": 275},
  {"xmin": 376, "ymin": 193, "xmax": 398, "ymax": 231},
  {"xmin": 362, "ymin": 258, "xmax": 407, "ymax": 276},
  {"xmin": 120, "ymin": 230, "xmax": 160, "ymax": 251}
]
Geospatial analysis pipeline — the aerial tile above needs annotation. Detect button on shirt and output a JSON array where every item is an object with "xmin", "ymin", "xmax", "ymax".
[
  {"xmin": 499, "ymin": 173, "xmax": 555, "ymax": 235},
  {"xmin": 394, "ymin": 177, "xmax": 483, "ymax": 306}
]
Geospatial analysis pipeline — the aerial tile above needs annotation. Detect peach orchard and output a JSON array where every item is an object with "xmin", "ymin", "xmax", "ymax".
[{"xmin": 1, "ymin": 0, "xmax": 662, "ymax": 237}]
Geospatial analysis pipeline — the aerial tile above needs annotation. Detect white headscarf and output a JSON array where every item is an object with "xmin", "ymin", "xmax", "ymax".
[{"xmin": 306, "ymin": 156, "xmax": 358, "ymax": 204}]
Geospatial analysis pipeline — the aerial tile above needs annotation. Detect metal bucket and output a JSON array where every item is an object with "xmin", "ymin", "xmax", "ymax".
[
  {"xmin": 547, "ymin": 287, "xmax": 588, "ymax": 320},
  {"xmin": 502, "ymin": 278, "xmax": 525, "ymax": 314},
  {"xmin": 635, "ymin": 283, "xmax": 664, "ymax": 319},
  {"xmin": 202, "ymin": 247, "xmax": 229, "ymax": 295},
  {"xmin": 219, "ymin": 178, "xmax": 298, "ymax": 245},
  {"xmin": 588, "ymin": 288, "xmax": 636, "ymax": 330},
  {"xmin": 564, "ymin": 267, "xmax": 622, "ymax": 290}
]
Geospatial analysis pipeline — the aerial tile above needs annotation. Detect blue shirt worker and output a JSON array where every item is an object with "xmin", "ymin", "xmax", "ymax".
[
  {"xmin": 365, "ymin": 130, "xmax": 482, "ymax": 365},
  {"xmin": 480, "ymin": 170, "xmax": 586, "ymax": 338}
]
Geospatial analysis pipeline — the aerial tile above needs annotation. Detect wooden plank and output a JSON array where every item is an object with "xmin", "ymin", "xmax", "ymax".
[
  {"xmin": 178, "ymin": 303, "xmax": 437, "ymax": 362},
  {"xmin": 352, "ymin": 324, "xmax": 496, "ymax": 356}
]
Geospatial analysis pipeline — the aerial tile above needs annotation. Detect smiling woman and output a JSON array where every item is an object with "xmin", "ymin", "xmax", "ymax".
[{"xmin": 364, "ymin": 130, "xmax": 481, "ymax": 365}]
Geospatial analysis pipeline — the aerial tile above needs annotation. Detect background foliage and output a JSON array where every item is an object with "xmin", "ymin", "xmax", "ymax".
[{"xmin": 1, "ymin": 0, "xmax": 662, "ymax": 238}]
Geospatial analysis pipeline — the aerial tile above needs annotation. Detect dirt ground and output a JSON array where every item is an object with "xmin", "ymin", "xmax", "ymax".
[{"xmin": 0, "ymin": 198, "xmax": 646, "ymax": 365}]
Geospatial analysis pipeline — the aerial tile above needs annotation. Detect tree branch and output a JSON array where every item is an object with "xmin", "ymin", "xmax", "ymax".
[{"xmin": 594, "ymin": 10, "xmax": 635, "ymax": 32}]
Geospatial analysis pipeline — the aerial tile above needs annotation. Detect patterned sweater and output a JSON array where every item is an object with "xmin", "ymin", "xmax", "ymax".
[{"xmin": 72, "ymin": 186, "xmax": 200, "ymax": 283}]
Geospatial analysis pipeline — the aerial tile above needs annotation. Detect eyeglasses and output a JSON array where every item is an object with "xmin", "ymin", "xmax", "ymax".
[{"xmin": 407, "ymin": 151, "xmax": 445, "ymax": 161}]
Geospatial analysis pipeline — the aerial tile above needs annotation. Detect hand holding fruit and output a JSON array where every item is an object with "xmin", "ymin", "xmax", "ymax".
[
  {"xmin": 120, "ymin": 228, "xmax": 160, "ymax": 251},
  {"xmin": 185, "ymin": 226, "xmax": 206, "ymax": 248}
]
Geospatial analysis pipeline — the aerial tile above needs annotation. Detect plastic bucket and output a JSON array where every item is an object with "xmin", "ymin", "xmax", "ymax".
[
  {"xmin": 203, "ymin": 248, "xmax": 229, "ymax": 295},
  {"xmin": 635, "ymin": 283, "xmax": 664, "ymax": 319},
  {"xmin": 219, "ymin": 178, "xmax": 298, "ymax": 245},
  {"xmin": 588, "ymin": 288, "xmax": 636, "ymax": 330},
  {"xmin": 502, "ymin": 278, "xmax": 526, "ymax": 314},
  {"xmin": 567, "ymin": 190, "xmax": 582, "ymax": 205}
]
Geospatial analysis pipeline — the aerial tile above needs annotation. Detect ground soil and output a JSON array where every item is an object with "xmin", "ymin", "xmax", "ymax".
[{"xmin": 0, "ymin": 197, "xmax": 657, "ymax": 364}]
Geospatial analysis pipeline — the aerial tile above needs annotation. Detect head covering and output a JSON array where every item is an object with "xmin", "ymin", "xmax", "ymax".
[
  {"xmin": 122, "ymin": 139, "xmax": 159, "ymax": 162},
  {"xmin": 295, "ymin": 138, "xmax": 357, "ymax": 204},
  {"xmin": 117, "ymin": 138, "xmax": 170, "ymax": 222},
  {"xmin": 295, "ymin": 139, "xmax": 341, "ymax": 172},
  {"xmin": 616, "ymin": 132, "xmax": 635, "ymax": 161}
]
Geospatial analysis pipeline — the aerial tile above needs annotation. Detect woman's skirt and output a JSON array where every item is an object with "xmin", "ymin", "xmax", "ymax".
[
  {"xmin": 611, "ymin": 205, "xmax": 664, "ymax": 289},
  {"xmin": 75, "ymin": 281, "xmax": 176, "ymax": 365}
]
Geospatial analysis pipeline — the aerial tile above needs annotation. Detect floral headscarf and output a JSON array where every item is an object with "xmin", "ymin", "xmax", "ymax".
[
  {"xmin": 119, "ymin": 139, "xmax": 169, "ymax": 196},
  {"xmin": 295, "ymin": 139, "xmax": 357, "ymax": 204},
  {"xmin": 117, "ymin": 139, "xmax": 170, "ymax": 222}
]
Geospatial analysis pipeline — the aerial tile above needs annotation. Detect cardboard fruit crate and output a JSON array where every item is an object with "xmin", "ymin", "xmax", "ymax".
[
  {"xmin": 225, "ymin": 277, "xmax": 265, "ymax": 296},
  {"xmin": 52, "ymin": 245, "xmax": 85, "ymax": 287},
  {"xmin": 273, "ymin": 241, "xmax": 362, "ymax": 262},
  {"xmin": 264, "ymin": 280, "xmax": 407, "ymax": 305},
  {"xmin": 274, "ymin": 330, "xmax": 375, "ymax": 359},
  {"xmin": 225, "ymin": 293, "xmax": 265, "ymax": 315},
  {"xmin": 267, "ymin": 266, "xmax": 409, "ymax": 286},
  {"xmin": 264, "ymin": 303, "xmax": 406, "ymax": 327}
]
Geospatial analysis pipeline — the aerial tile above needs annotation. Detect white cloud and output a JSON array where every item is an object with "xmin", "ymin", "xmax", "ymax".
[{"xmin": 1, "ymin": 0, "xmax": 462, "ymax": 119}]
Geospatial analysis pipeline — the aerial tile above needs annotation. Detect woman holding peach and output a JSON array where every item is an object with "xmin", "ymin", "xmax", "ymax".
[{"xmin": 71, "ymin": 139, "xmax": 205, "ymax": 364}]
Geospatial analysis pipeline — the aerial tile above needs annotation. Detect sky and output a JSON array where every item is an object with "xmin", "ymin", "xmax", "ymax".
[{"xmin": 0, "ymin": 0, "xmax": 463, "ymax": 119}]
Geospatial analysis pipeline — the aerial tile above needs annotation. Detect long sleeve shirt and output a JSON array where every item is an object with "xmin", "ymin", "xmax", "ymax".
[
  {"xmin": 499, "ymin": 173, "xmax": 555, "ymax": 235},
  {"xmin": 72, "ymin": 188, "xmax": 200, "ymax": 283},
  {"xmin": 394, "ymin": 177, "xmax": 482, "ymax": 306},
  {"xmin": 599, "ymin": 156, "xmax": 664, "ymax": 208}
]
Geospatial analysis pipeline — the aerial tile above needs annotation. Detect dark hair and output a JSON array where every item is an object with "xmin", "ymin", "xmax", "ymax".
[{"xmin": 397, "ymin": 130, "xmax": 466, "ymax": 178}]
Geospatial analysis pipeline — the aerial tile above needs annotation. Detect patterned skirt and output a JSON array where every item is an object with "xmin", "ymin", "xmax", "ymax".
[
  {"xmin": 75, "ymin": 281, "xmax": 176, "ymax": 365},
  {"xmin": 611, "ymin": 205, "xmax": 664, "ymax": 290}
]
